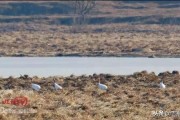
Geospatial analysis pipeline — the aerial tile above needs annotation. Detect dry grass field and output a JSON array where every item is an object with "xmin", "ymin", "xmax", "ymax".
[
  {"xmin": 0, "ymin": 1, "xmax": 180, "ymax": 57},
  {"xmin": 0, "ymin": 71, "xmax": 179, "ymax": 120},
  {"xmin": 0, "ymin": 24, "xmax": 180, "ymax": 57}
]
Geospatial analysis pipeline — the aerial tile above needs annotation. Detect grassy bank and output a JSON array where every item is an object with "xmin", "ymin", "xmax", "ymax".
[
  {"xmin": 0, "ymin": 29, "xmax": 180, "ymax": 57},
  {"xmin": 0, "ymin": 1, "xmax": 179, "ymax": 57},
  {"xmin": 0, "ymin": 71, "xmax": 179, "ymax": 120}
]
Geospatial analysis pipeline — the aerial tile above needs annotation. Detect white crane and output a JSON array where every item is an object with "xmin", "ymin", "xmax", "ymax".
[
  {"xmin": 98, "ymin": 78, "xmax": 108, "ymax": 90},
  {"xmin": 31, "ymin": 78, "xmax": 41, "ymax": 91},
  {"xmin": 53, "ymin": 79, "xmax": 63, "ymax": 90},
  {"xmin": 159, "ymin": 80, "xmax": 166, "ymax": 89},
  {"xmin": 31, "ymin": 83, "xmax": 41, "ymax": 91},
  {"xmin": 54, "ymin": 83, "xmax": 63, "ymax": 90}
]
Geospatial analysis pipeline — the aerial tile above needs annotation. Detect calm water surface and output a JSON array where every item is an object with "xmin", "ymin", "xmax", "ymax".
[{"xmin": 0, "ymin": 57, "xmax": 179, "ymax": 77}]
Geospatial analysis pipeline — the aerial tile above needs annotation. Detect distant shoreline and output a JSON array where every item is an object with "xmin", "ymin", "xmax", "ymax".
[
  {"xmin": 0, "ymin": 70, "xmax": 179, "ymax": 79},
  {"xmin": 0, "ymin": 54, "xmax": 180, "ymax": 58}
]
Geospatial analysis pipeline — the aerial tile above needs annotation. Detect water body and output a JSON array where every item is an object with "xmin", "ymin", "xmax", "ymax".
[{"xmin": 0, "ymin": 57, "xmax": 179, "ymax": 77}]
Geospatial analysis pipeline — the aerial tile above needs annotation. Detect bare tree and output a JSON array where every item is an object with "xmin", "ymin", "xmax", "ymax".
[{"xmin": 71, "ymin": 0, "xmax": 96, "ymax": 33}]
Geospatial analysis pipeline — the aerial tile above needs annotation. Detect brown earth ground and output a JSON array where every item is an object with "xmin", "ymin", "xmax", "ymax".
[
  {"xmin": 0, "ymin": 1, "xmax": 180, "ymax": 57},
  {"xmin": 0, "ymin": 24, "xmax": 180, "ymax": 57},
  {"xmin": 0, "ymin": 71, "xmax": 179, "ymax": 120}
]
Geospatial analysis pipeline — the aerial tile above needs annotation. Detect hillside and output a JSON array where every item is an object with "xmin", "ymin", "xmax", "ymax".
[{"xmin": 0, "ymin": 1, "xmax": 180, "ymax": 25}]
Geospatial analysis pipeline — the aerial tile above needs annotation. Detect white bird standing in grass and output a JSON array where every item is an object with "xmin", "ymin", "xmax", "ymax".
[
  {"xmin": 31, "ymin": 78, "xmax": 41, "ymax": 91},
  {"xmin": 98, "ymin": 78, "xmax": 108, "ymax": 90},
  {"xmin": 159, "ymin": 80, "xmax": 166, "ymax": 89},
  {"xmin": 54, "ymin": 83, "xmax": 63, "ymax": 90},
  {"xmin": 53, "ymin": 79, "xmax": 63, "ymax": 90},
  {"xmin": 31, "ymin": 83, "xmax": 41, "ymax": 91}
]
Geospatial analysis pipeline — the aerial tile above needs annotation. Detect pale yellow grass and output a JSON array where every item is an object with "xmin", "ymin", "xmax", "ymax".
[{"xmin": 0, "ymin": 72, "xmax": 179, "ymax": 120}]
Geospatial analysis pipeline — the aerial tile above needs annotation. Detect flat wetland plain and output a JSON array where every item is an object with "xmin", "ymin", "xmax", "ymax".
[
  {"xmin": 0, "ymin": 1, "xmax": 180, "ymax": 57},
  {"xmin": 0, "ymin": 1, "xmax": 179, "ymax": 120}
]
